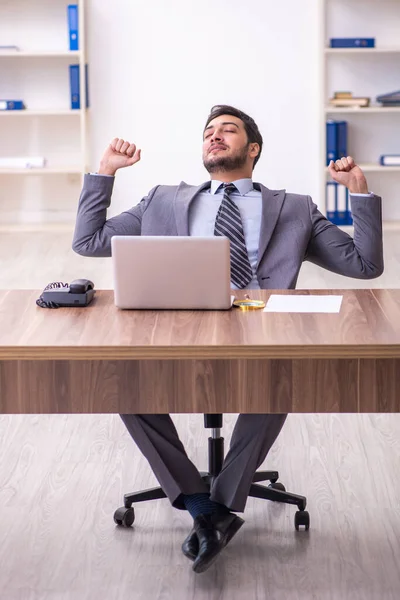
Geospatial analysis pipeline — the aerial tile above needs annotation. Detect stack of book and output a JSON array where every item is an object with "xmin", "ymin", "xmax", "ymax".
[
  {"xmin": 329, "ymin": 92, "xmax": 370, "ymax": 108},
  {"xmin": 376, "ymin": 90, "xmax": 400, "ymax": 107}
]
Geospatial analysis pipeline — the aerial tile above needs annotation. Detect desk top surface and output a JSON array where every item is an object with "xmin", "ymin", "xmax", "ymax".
[{"xmin": 1, "ymin": 289, "xmax": 400, "ymax": 360}]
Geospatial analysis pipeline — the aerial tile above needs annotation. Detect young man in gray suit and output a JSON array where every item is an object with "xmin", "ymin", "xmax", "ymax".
[{"xmin": 73, "ymin": 105, "xmax": 383, "ymax": 574}]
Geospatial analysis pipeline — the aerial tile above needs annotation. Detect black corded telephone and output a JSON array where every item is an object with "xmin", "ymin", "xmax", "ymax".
[{"xmin": 36, "ymin": 279, "xmax": 95, "ymax": 309}]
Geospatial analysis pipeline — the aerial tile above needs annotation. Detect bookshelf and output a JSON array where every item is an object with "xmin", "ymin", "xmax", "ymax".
[
  {"xmin": 0, "ymin": 0, "xmax": 88, "ymax": 229},
  {"xmin": 321, "ymin": 0, "xmax": 400, "ymax": 229}
]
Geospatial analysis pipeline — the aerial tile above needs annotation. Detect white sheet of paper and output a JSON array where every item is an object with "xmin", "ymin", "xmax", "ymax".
[{"xmin": 263, "ymin": 295, "xmax": 343, "ymax": 313}]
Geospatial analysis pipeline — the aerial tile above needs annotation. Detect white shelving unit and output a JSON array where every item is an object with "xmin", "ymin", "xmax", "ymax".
[
  {"xmin": 321, "ymin": 0, "xmax": 400, "ymax": 230},
  {"xmin": 0, "ymin": 0, "xmax": 88, "ymax": 228}
]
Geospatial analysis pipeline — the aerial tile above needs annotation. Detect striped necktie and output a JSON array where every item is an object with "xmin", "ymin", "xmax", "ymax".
[{"xmin": 214, "ymin": 183, "xmax": 253, "ymax": 289}]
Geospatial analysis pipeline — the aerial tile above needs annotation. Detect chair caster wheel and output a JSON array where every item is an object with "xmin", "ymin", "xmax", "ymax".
[
  {"xmin": 268, "ymin": 482, "xmax": 286, "ymax": 492},
  {"xmin": 114, "ymin": 506, "xmax": 135, "ymax": 527},
  {"xmin": 294, "ymin": 510, "xmax": 310, "ymax": 531}
]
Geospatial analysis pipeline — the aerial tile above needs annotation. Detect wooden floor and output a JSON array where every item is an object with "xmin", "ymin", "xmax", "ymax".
[{"xmin": 1, "ymin": 231, "xmax": 400, "ymax": 600}]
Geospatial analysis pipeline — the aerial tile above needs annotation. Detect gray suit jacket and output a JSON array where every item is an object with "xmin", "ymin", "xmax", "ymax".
[{"xmin": 72, "ymin": 175, "xmax": 384, "ymax": 289}]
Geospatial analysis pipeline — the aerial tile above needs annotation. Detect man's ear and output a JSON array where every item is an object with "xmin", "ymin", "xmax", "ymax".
[{"xmin": 249, "ymin": 143, "xmax": 260, "ymax": 158}]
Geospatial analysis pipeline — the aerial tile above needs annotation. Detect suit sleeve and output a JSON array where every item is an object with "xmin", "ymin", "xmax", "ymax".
[
  {"xmin": 304, "ymin": 194, "xmax": 384, "ymax": 279},
  {"xmin": 72, "ymin": 174, "xmax": 159, "ymax": 257}
]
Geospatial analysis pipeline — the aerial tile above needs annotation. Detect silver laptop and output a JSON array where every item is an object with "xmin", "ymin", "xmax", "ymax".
[{"xmin": 111, "ymin": 236, "xmax": 231, "ymax": 309}]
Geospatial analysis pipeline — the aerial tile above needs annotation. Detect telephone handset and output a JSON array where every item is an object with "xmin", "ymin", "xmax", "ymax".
[{"xmin": 36, "ymin": 279, "xmax": 95, "ymax": 309}]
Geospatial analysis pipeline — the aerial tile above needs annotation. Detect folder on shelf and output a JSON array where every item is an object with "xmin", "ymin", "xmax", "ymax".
[
  {"xmin": 326, "ymin": 182, "xmax": 337, "ymax": 223},
  {"xmin": 68, "ymin": 4, "xmax": 79, "ymax": 51},
  {"xmin": 337, "ymin": 184, "xmax": 348, "ymax": 225},
  {"xmin": 326, "ymin": 121, "xmax": 337, "ymax": 165},
  {"xmin": 69, "ymin": 64, "xmax": 89, "ymax": 109},
  {"xmin": 326, "ymin": 183, "xmax": 352, "ymax": 225},
  {"xmin": 336, "ymin": 121, "xmax": 348, "ymax": 159},
  {"xmin": 0, "ymin": 157, "xmax": 46, "ymax": 168},
  {"xmin": 380, "ymin": 155, "xmax": 400, "ymax": 166},
  {"xmin": 0, "ymin": 100, "xmax": 25, "ymax": 110},
  {"xmin": 326, "ymin": 120, "xmax": 348, "ymax": 165},
  {"xmin": 330, "ymin": 38, "xmax": 375, "ymax": 48},
  {"xmin": 0, "ymin": 45, "xmax": 20, "ymax": 51},
  {"xmin": 376, "ymin": 90, "xmax": 400, "ymax": 107},
  {"xmin": 69, "ymin": 64, "xmax": 80, "ymax": 109}
]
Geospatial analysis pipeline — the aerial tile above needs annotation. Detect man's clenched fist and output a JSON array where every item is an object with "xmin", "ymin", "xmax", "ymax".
[
  {"xmin": 328, "ymin": 156, "xmax": 368, "ymax": 194},
  {"xmin": 98, "ymin": 138, "xmax": 141, "ymax": 176}
]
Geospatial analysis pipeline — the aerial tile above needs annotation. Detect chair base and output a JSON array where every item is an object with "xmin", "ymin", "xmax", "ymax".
[
  {"xmin": 122, "ymin": 469, "xmax": 306, "ymax": 512},
  {"xmin": 116, "ymin": 420, "xmax": 310, "ymax": 530}
]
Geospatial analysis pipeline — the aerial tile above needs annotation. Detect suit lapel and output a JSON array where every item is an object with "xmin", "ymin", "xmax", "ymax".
[
  {"xmin": 256, "ymin": 183, "xmax": 286, "ymax": 268},
  {"xmin": 174, "ymin": 181, "xmax": 211, "ymax": 235},
  {"xmin": 173, "ymin": 180, "xmax": 286, "ymax": 268}
]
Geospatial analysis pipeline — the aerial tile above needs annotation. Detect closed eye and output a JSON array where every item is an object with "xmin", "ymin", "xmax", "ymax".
[{"xmin": 204, "ymin": 129, "xmax": 236, "ymax": 140}]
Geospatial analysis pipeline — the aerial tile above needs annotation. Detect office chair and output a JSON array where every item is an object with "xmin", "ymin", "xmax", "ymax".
[{"xmin": 114, "ymin": 414, "xmax": 310, "ymax": 531}]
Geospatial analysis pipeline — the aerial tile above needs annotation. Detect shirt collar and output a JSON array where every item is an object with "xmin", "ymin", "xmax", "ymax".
[{"xmin": 210, "ymin": 178, "xmax": 254, "ymax": 196}]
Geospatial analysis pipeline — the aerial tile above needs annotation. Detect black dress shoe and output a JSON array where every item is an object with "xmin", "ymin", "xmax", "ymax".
[
  {"xmin": 182, "ymin": 511, "xmax": 244, "ymax": 562},
  {"xmin": 181, "ymin": 528, "xmax": 199, "ymax": 561},
  {"xmin": 191, "ymin": 512, "xmax": 245, "ymax": 574}
]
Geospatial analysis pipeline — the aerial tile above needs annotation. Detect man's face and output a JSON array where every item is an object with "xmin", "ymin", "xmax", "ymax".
[{"xmin": 202, "ymin": 115, "xmax": 252, "ymax": 174}]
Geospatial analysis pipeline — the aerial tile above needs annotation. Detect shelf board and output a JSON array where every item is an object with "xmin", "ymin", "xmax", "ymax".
[
  {"xmin": 0, "ymin": 50, "xmax": 81, "ymax": 58},
  {"xmin": 0, "ymin": 110, "xmax": 82, "ymax": 117},
  {"xmin": 326, "ymin": 163, "xmax": 400, "ymax": 173},
  {"xmin": 325, "ymin": 106, "xmax": 400, "ymax": 114},
  {"xmin": 339, "ymin": 221, "xmax": 400, "ymax": 233},
  {"xmin": 0, "ymin": 223, "xmax": 75, "ymax": 233},
  {"xmin": 0, "ymin": 167, "xmax": 82, "ymax": 175},
  {"xmin": 325, "ymin": 48, "xmax": 400, "ymax": 54}
]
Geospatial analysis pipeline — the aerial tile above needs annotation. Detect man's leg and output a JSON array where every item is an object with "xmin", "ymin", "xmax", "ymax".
[
  {"xmin": 121, "ymin": 413, "xmax": 248, "ymax": 573},
  {"xmin": 120, "ymin": 414, "xmax": 208, "ymax": 509},
  {"xmin": 210, "ymin": 414, "xmax": 288, "ymax": 512}
]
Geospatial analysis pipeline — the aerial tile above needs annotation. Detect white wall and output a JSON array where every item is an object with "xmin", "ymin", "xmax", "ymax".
[{"xmin": 87, "ymin": 0, "xmax": 323, "ymax": 217}]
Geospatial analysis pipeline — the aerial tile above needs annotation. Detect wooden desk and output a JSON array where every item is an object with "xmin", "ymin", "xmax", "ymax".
[{"xmin": 1, "ymin": 289, "xmax": 400, "ymax": 414}]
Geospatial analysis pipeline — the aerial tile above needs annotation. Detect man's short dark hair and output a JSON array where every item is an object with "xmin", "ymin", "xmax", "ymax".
[{"xmin": 204, "ymin": 105, "xmax": 263, "ymax": 168}]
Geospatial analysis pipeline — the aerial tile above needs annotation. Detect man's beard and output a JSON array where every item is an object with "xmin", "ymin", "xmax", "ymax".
[{"xmin": 203, "ymin": 144, "xmax": 249, "ymax": 174}]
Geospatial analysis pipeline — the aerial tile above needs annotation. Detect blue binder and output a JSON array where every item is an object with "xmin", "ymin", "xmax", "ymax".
[
  {"xmin": 330, "ymin": 38, "xmax": 375, "ymax": 48},
  {"xmin": 0, "ymin": 99, "xmax": 25, "ymax": 110},
  {"xmin": 69, "ymin": 65, "xmax": 80, "ymax": 109},
  {"xmin": 337, "ymin": 185, "xmax": 348, "ymax": 225},
  {"xmin": 68, "ymin": 5, "xmax": 79, "ymax": 51},
  {"xmin": 326, "ymin": 183, "xmax": 352, "ymax": 225},
  {"xmin": 380, "ymin": 154, "xmax": 400, "ymax": 166},
  {"xmin": 326, "ymin": 120, "xmax": 348, "ymax": 165},
  {"xmin": 326, "ymin": 182, "xmax": 337, "ymax": 223},
  {"xmin": 69, "ymin": 64, "xmax": 89, "ymax": 109},
  {"xmin": 326, "ymin": 121, "xmax": 337, "ymax": 166},
  {"xmin": 336, "ymin": 121, "xmax": 348, "ymax": 159}
]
